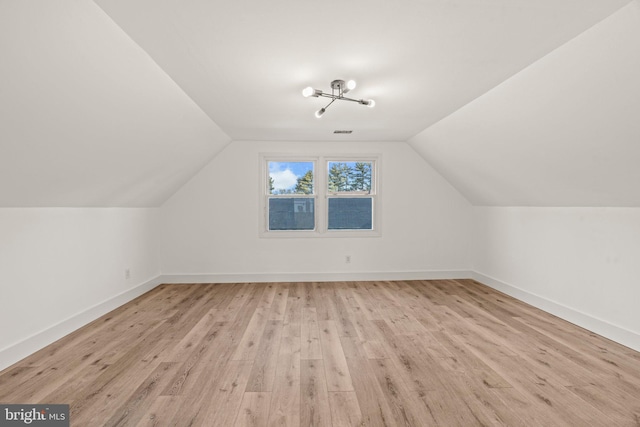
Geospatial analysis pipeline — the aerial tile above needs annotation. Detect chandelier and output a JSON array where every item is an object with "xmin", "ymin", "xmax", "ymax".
[{"xmin": 302, "ymin": 79, "xmax": 375, "ymax": 118}]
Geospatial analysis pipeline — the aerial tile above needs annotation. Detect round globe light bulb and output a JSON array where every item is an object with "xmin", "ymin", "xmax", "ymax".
[
  {"xmin": 302, "ymin": 86, "xmax": 315, "ymax": 98},
  {"xmin": 315, "ymin": 108, "xmax": 325, "ymax": 118},
  {"xmin": 367, "ymin": 99, "xmax": 376, "ymax": 108},
  {"xmin": 346, "ymin": 80, "xmax": 356, "ymax": 91}
]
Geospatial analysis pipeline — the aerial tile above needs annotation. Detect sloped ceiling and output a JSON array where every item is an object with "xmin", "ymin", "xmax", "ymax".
[
  {"xmin": 1, "ymin": 0, "xmax": 636, "ymax": 207},
  {"xmin": 409, "ymin": 1, "xmax": 640, "ymax": 206},
  {"xmin": 95, "ymin": 0, "xmax": 630, "ymax": 142},
  {"xmin": 0, "ymin": 0, "xmax": 230, "ymax": 207}
]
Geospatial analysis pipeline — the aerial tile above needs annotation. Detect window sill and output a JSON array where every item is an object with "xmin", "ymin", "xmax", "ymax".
[{"xmin": 259, "ymin": 229, "xmax": 381, "ymax": 239}]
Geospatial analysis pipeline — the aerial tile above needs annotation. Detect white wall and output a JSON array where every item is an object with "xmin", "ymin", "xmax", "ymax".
[
  {"xmin": 473, "ymin": 207, "xmax": 640, "ymax": 351},
  {"xmin": 0, "ymin": 208, "xmax": 161, "ymax": 370},
  {"xmin": 160, "ymin": 141, "xmax": 473, "ymax": 282}
]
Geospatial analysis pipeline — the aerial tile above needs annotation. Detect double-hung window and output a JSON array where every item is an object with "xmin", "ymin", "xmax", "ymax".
[
  {"xmin": 326, "ymin": 160, "xmax": 374, "ymax": 230},
  {"xmin": 266, "ymin": 160, "xmax": 316, "ymax": 231},
  {"xmin": 261, "ymin": 154, "xmax": 380, "ymax": 237}
]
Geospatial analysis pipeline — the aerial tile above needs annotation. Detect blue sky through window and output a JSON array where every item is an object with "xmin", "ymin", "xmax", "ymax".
[{"xmin": 268, "ymin": 161, "xmax": 313, "ymax": 192}]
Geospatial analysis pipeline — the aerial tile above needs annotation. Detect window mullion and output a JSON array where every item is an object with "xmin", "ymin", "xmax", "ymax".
[{"xmin": 316, "ymin": 157, "xmax": 326, "ymax": 234}]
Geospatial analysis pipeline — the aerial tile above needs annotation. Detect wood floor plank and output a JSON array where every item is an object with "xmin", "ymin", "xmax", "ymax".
[
  {"xmin": 216, "ymin": 283, "xmax": 258, "ymax": 323},
  {"xmin": 3, "ymin": 315, "xmax": 168, "ymax": 402},
  {"xmin": 245, "ymin": 320, "xmax": 284, "ymax": 392},
  {"xmin": 330, "ymin": 284, "xmax": 359, "ymax": 337},
  {"xmin": 368, "ymin": 357, "xmax": 439, "ymax": 426},
  {"xmin": 163, "ymin": 307, "xmax": 220, "ymax": 362},
  {"xmin": 373, "ymin": 319, "xmax": 444, "ymax": 392},
  {"xmin": 162, "ymin": 322, "xmax": 239, "ymax": 425},
  {"xmin": 328, "ymin": 392, "xmax": 363, "ymax": 427},
  {"xmin": 319, "ymin": 320, "xmax": 354, "ymax": 392},
  {"xmin": 420, "ymin": 304, "xmax": 469, "ymax": 335},
  {"xmin": 160, "ymin": 322, "xmax": 241, "ymax": 423},
  {"xmin": 349, "ymin": 314, "xmax": 389, "ymax": 360},
  {"xmin": 431, "ymin": 330, "xmax": 513, "ymax": 389},
  {"xmin": 344, "ymin": 353, "xmax": 397, "ymax": 427},
  {"xmin": 478, "ymin": 354, "xmax": 617, "ymax": 426},
  {"xmin": 379, "ymin": 308, "xmax": 427, "ymax": 336},
  {"xmin": 300, "ymin": 359, "xmax": 332, "ymax": 427},
  {"xmin": 415, "ymin": 387, "xmax": 502, "ymax": 427},
  {"xmin": 160, "ymin": 320, "xmax": 228, "ymax": 396},
  {"xmin": 0, "ymin": 366, "xmax": 36, "ymax": 394},
  {"xmin": 567, "ymin": 383, "xmax": 640, "ymax": 426},
  {"xmin": 157, "ymin": 284, "xmax": 226, "ymax": 341},
  {"xmin": 257, "ymin": 283, "xmax": 277, "ymax": 310},
  {"xmin": 103, "ymin": 361, "xmax": 180, "ymax": 427},
  {"xmin": 267, "ymin": 335, "xmax": 301, "ymax": 427},
  {"xmin": 2, "ymin": 279, "xmax": 640, "ymax": 426},
  {"xmin": 235, "ymin": 392, "xmax": 271, "ymax": 427},
  {"xmin": 267, "ymin": 283, "xmax": 289, "ymax": 321},
  {"xmin": 201, "ymin": 360, "xmax": 254, "ymax": 427},
  {"xmin": 516, "ymin": 313, "xmax": 640, "ymax": 383},
  {"xmin": 449, "ymin": 372, "xmax": 534, "ymax": 426},
  {"xmin": 134, "ymin": 395, "xmax": 183, "ymax": 427},
  {"xmin": 282, "ymin": 292, "xmax": 302, "ymax": 339},
  {"xmin": 403, "ymin": 331, "xmax": 452, "ymax": 359},
  {"xmin": 232, "ymin": 307, "xmax": 270, "ymax": 361},
  {"xmin": 313, "ymin": 282, "xmax": 337, "ymax": 322},
  {"xmin": 301, "ymin": 307, "xmax": 323, "ymax": 360},
  {"xmin": 10, "ymin": 284, "xmax": 179, "ymax": 370},
  {"xmin": 339, "ymin": 335, "xmax": 368, "ymax": 360},
  {"xmin": 69, "ymin": 337, "xmax": 173, "ymax": 426},
  {"xmin": 348, "ymin": 282, "xmax": 384, "ymax": 320},
  {"xmin": 516, "ymin": 345, "xmax": 595, "ymax": 388}
]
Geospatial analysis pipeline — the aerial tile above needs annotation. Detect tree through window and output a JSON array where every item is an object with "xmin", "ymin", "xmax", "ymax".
[{"xmin": 327, "ymin": 161, "xmax": 373, "ymax": 230}]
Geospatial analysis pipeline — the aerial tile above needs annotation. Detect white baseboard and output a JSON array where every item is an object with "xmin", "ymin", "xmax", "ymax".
[
  {"xmin": 0, "ymin": 275, "xmax": 163, "ymax": 372},
  {"xmin": 472, "ymin": 271, "xmax": 640, "ymax": 352},
  {"xmin": 160, "ymin": 270, "xmax": 472, "ymax": 284}
]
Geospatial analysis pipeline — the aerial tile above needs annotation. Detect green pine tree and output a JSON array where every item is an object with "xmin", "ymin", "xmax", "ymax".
[
  {"xmin": 295, "ymin": 170, "xmax": 314, "ymax": 194},
  {"xmin": 351, "ymin": 162, "xmax": 372, "ymax": 192},
  {"xmin": 328, "ymin": 163, "xmax": 353, "ymax": 192}
]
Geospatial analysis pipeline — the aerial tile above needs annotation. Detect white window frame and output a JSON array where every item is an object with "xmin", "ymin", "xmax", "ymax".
[{"xmin": 259, "ymin": 153, "xmax": 381, "ymax": 238}]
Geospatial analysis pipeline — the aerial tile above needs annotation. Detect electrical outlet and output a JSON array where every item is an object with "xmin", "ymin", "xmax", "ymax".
[
  {"xmin": 345, "ymin": 255, "xmax": 351, "ymax": 264},
  {"xmin": 125, "ymin": 269, "xmax": 131, "ymax": 279}
]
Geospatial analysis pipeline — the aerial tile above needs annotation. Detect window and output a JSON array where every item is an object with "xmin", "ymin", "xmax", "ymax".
[
  {"xmin": 327, "ymin": 161, "xmax": 373, "ymax": 230},
  {"xmin": 261, "ymin": 155, "xmax": 380, "ymax": 237},
  {"xmin": 267, "ymin": 161, "xmax": 315, "ymax": 231}
]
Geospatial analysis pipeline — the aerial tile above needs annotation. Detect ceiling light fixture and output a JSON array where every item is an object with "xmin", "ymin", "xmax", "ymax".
[{"xmin": 302, "ymin": 79, "xmax": 375, "ymax": 118}]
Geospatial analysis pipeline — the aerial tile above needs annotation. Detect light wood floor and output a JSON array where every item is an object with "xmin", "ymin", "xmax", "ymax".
[{"xmin": 1, "ymin": 280, "xmax": 640, "ymax": 426}]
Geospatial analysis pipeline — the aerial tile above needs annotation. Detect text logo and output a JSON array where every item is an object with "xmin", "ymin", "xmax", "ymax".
[{"xmin": 0, "ymin": 405, "xmax": 69, "ymax": 426}]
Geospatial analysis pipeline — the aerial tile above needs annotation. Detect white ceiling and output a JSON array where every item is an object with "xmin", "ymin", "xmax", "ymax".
[
  {"xmin": 95, "ymin": 0, "xmax": 630, "ymax": 142},
  {"xmin": 0, "ymin": 0, "xmax": 230, "ymax": 207},
  {"xmin": 409, "ymin": 1, "xmax": 640, "ymax": 206},
  {"xmin": 1, "ymin": 0, "xmax": 636, "ymax": 207}
]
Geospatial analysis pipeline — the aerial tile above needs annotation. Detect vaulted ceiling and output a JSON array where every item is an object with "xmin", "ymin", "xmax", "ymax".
[
  {"xmin": 1, "ymin": 0, "xmax": 638, "ymax": 207},
  {"xmin": 410, "ymin": 1, "xmax": 640, "ymax": 206},
  {"xmin": 0, "ymin": 0, "xmax": 230, "ymax": 207}
]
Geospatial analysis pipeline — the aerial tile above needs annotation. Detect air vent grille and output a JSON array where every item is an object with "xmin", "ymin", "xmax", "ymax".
[{"xmin": 333, "ymin": 130, "xmax": 353, "ymax": 134}]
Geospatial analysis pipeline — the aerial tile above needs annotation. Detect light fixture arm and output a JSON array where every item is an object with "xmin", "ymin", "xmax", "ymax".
[
  {"xmin": 316, "ymin": 92, "xmax": 369, "ymax": 105},
  {"xmin": 303, "ymin": 79, "xmax": 375, "ymax": 117}
]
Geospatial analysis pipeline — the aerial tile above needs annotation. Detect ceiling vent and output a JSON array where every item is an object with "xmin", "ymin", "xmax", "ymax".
[{"xmin": 333, "ymin": 130, "xmax": 353, "ymax": 134}]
